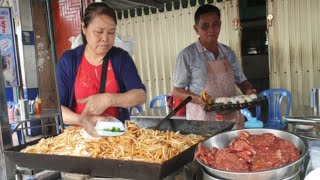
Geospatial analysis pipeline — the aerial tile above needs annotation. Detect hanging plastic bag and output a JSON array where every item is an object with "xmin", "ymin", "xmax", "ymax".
[
  {"xmin": 114, "ymin": 34, "xmax": 134, "ymax": 57},
  {"xmin": 68, "ymin": 33, "xmax": 83, "ymax": 49}
]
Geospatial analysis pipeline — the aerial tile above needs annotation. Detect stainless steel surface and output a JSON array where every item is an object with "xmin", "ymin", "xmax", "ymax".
[
  {"xmin": 131, "ymin": 118, "xmax": 234, "ymax": 136},
  {"xmin": 196, "ymin": 129, "xmax": 308, "ymax": 180},
  {"xmin": 46, "ymin": 0, "xmax": 64, "ymax": 135},
  {"xmin": 311, "ymin": 88, "xmax": 320, "ymax": 116},
  {"xmin": 10, "ymin": 109, "xmax": 60, "ymax": 122},
  {"xmin": 284, "ymin": 116, "xmax": 320, "ymax": 140},
  {"xmin": 202, "ymin": 168, "xmax": 220, "ymax": 180},
  {"xmin": 201, "ymin": 167, "xmax": 301, "ymax": 180},
  {"xmin": 131, "ymin": 108, "xmax": 186, "ymax": 119},
  {"xmin": 10, "ymin": 109, "xmax": 60, "ymax": 144},
  {"xmin": 0, "ymin": 55, "xmax": 14, "ymax": 179},
  {"xmin": 284, "ymin": 116, "xmax": 320, "ymax": 123},
  {"xmin": 294, "ymin": 129, "xmax": 320, "ymax": 141},
  {"xmin": 18, "ymin": 99, "xmax": 29, "ymax": 120},
  {"xmin": 151, "ymin": 96, "xmax": 191, "ymax": 130}
]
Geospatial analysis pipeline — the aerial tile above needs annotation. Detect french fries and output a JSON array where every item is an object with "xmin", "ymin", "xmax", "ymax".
[{"xmin": 21, "ymin": 122, "xmax": 204, "ymax": 163}]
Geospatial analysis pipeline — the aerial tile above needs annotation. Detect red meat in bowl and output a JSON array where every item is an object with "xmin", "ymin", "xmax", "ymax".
[{"xmin": 194, "ymin": 129, "xmax": 307, "ymax": 180}]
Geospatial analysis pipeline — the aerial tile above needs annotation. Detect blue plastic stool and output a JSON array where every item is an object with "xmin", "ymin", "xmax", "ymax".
[
  {"xmin": 240, "ymin": 109, "xmax": 252, "ymax": 121},
  {"xmin": 149, "ymin": 95, "xmax": 170, "ymax": 109},
  {"xmin": 129, "ymin": 105, "xmax": 143, "ymax": 115},
  {"xmin": 256, "ymin": 88, "xmax": 291, "ymax": 129}
]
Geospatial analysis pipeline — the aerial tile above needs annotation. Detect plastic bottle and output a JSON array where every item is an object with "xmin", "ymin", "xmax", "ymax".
[
  {"xmin": 14, "ymin": 104, "xmax": 19, "ymax": 116},
  {"xmin": 35, "ymin": 96, "xmax": 42, "ymax": 114}
]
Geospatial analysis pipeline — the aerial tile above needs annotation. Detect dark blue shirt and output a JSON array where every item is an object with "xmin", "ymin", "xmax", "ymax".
[{"xmin": 56, "ymin": 45, "xmax": 146, "ymax": 122}]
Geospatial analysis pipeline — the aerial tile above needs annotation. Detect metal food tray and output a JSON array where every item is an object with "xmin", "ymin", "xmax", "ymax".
[
  {"xmin": 4, "ymin": 118, "xmax": 234, "ymax": 180},
  {"xmin": 283, "ymin": 116, "xmax": 320, "ymax": 140},
  {"xmin": 204, "ymin": 97, "xmax": 268, "ymax": 113},
  {"xmin": 283, "ymin": 116, "xmax": 320, "ymax": 124}
]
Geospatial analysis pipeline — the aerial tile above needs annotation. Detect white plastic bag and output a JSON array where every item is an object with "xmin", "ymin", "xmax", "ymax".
[
  {"xmin": 68, "ymin": 33, "xmax": 134, "ymax": 56},
  {"xmin": 309, "ymin": 146, "xmax": 320, "ymax": 169},
  {"xmin": 114, "ymin": 34, "xmax": 134, "ymax": 57},
  {"xmin": 68, "ymin": 33, "xmax": 83, "ymax": 49}
]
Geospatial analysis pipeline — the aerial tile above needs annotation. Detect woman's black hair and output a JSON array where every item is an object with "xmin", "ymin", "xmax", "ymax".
[
  {"xmin": 81, "ymin": 2, "xmax": 117, "ymax": 44},
  {"xmin": 194, "ymin": 4, "xmax": 220, "ymax": 24}
]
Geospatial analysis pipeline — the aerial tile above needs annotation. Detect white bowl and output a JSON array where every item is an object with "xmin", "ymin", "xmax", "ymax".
[{"xmin": 305, "ymin": 168, "xmax": 320, "ymax": 180}]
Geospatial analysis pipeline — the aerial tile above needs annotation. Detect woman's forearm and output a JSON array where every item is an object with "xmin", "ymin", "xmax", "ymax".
[
  {"xmin": 61, "ymin": 105, "xmax": 81, "ymax": 126},
  {"xmin": 106, "ymin": 89, "xmax": 146, "ymax": 108}
]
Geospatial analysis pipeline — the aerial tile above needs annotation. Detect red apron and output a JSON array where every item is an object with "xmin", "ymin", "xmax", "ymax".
[{"xmin": 186, "ymin": 44, "xmax": 244, "ymax": 129}]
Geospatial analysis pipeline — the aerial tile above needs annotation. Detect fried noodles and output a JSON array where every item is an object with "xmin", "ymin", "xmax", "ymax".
[{"xmin": 21, "ymin": 121, "xmax": 204, "ymax": 163}]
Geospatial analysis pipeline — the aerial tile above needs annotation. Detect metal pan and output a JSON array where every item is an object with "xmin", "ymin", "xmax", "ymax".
[{"xmin": 5, "ymin": 119, "xmax": 234, "ymax": 180}]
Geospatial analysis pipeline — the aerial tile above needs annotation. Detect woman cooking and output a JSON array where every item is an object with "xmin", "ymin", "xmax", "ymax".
[{"xmin": 56, "ymin": 2, "xmax": 146, "ymax": 136}]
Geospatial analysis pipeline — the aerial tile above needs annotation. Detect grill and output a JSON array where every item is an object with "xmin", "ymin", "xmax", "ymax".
[{"xmin": 4, "ymin": 118, "xmax": 234, "ymax": 180}]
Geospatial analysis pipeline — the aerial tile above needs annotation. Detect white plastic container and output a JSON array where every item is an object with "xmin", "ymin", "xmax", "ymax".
[{"xmin": 19, "ymin": 99, "xmax": 29, "ymax": 119}]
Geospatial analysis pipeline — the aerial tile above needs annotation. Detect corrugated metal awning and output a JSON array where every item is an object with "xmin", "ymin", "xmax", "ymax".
[{"xmin": 102, "ymin": 0, "xmax": 178, "ymax": 10}]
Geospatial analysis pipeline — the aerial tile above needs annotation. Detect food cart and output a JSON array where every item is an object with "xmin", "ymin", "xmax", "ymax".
[{"xmin": 0, "ymin": 59, "xmax": 235, "ymax": 179}]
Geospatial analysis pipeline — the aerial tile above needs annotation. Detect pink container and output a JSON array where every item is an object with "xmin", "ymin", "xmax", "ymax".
[{"xmin": 7, "ymin": 108, "xmax": 14, "ymax": 121}]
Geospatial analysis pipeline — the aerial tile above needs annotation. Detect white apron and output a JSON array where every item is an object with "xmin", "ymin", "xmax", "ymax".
[{"xmin": 186, "ymin": 44, "xmax": 244, "ymax": 129}]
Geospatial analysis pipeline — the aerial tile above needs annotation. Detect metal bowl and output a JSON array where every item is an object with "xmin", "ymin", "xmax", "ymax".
[
  {"xmin": 195, "ymin": 128, "xmax": 308, "ymax": 180},
  {"xmin": 201, "ymin": 167, "xmax": 301, "ymax": 180}
]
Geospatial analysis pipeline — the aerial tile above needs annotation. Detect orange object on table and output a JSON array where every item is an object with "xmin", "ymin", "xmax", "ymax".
[
  {"xmin": 35, "ymin": 97, "xmax": 42, "ymax": 114},
  {"xmin": 168, "ymin": 96, "xmax": 186, "ymax": 116}
]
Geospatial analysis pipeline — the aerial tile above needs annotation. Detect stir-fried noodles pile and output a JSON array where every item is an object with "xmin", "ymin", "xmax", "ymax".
[{"xmin": 21, "ymin": 121, "xmax": 204, "ymax": 163}]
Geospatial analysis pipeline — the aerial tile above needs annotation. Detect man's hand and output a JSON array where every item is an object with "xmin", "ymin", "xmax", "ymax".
[
  {"xmin": 197, "ymin": 95, "xmax": 207, "ymax": 110},
  {"xmin": 238, "ymin": 81, "xmax": 256, "ymax": 95},
  {"xmin": 245, "ymin": 88, "xmax": 257, "ymax": 95}
]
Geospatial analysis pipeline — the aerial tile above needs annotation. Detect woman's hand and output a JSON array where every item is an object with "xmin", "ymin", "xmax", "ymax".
[
  {"xmin": 78, "ymin": 93, "xmax": 114, "ymax": 116},
  {"xmin": 79, "ymin": 115, "xmax": 106, "ymax": 137},
  {"xmin": 77, "ymin": 93, "xmax": 114, "ymax": 136}
]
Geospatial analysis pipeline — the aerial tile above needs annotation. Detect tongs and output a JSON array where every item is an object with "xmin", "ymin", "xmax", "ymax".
[{"xmin": 150, "ymin": 96, "xmax": 192, "ymax": 130}]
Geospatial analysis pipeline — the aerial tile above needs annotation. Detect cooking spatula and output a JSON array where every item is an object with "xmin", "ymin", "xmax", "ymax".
[{"xmin": 150, "ymin": 96, "xmax": 192, "ymax": 130}]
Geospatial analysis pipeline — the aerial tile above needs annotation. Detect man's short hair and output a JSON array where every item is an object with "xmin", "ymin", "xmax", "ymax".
[{"xmin": 194, "ymin": 4, "xmax": 221, "ymax": 24}]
